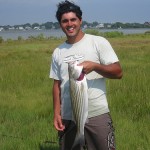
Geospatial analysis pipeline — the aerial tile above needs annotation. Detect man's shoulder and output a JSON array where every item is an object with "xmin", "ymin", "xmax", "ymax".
[
  {"xmin": 52, "ymin": 42, "xmax": 66, "ymax": 54},
  {"xmin": 85, "ymin": 34, "xmax": 107, "ymax": 42}
]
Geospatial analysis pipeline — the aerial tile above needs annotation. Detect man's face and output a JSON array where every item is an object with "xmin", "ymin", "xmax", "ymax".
[{"xmin": 60, "ymin": 12, "xmax": 82, "ymax": 38}]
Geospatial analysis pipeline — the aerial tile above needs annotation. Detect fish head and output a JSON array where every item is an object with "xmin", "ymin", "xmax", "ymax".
[{"xmin": 68, "ymin": 61, "xmax": 83, "ymax": 80}]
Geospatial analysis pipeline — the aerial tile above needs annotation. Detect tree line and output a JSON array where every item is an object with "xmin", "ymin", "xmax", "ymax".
[{"xmin": 0, "ymin": 21, "xmax": 150, "ymax": 30}]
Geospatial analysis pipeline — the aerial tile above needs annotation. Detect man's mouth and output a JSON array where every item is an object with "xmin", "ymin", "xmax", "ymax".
[{"xmin": 67, "ymin": 27, "xmax": 74, "ymax": 33}]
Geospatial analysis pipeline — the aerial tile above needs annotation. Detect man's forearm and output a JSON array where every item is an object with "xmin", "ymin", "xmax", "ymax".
[
  {"xmin": 94, "ymin": 62, "xmax": 123, "ymax": 79},
  {"xmin": 53, "ymin": 80, "xmax": 61, "ymax": 116}
]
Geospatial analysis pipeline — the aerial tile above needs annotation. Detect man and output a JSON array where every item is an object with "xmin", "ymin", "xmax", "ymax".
[{"xmin": 50, "ymin": 1, "xmax": 123, "ymax": 150}]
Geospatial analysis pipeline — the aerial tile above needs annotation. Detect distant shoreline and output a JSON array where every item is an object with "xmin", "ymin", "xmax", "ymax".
[{"xmin": 0, "ymin": 28, "xmax": 150, "ymax": 41}]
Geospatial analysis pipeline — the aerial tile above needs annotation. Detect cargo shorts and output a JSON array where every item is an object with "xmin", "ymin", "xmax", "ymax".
[{"xmin": 58, "ymin": 113, "xmax": 116, "ymax": 150}]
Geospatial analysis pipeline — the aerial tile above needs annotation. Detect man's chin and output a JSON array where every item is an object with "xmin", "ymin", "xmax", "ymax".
[{"xmin": 67, "ymin": 33, "xmax": 76, "ymax": 38}]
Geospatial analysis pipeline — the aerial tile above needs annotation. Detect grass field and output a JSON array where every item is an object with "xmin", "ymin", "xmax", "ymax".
[{"xmin": 0, "ymin": 34, "xmax": 150, "ymax": 150}]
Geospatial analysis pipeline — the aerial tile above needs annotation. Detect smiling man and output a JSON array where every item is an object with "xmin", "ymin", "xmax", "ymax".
[{"xmin": 50, "ymin": 1, "xmax": 123, "ymax": 150}]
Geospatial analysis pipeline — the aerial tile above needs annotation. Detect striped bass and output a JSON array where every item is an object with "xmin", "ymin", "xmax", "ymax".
[{"xmin": 68, "ymin": 61, "xmax": 88, "ymax": 148}]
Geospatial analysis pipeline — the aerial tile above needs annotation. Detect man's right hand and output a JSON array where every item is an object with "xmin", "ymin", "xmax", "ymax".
[{"xmin": 53, "ymin": 115, "xmax": 65, "ymax": 131}]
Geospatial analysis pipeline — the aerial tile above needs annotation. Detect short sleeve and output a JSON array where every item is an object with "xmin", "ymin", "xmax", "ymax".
[
  {"xmin": 49, "ymin": 49, "xmax": 61, "ymax": 80},
  {"xmin": 97, "ymin": 37, "xmax": 119, "ymax": 65}
]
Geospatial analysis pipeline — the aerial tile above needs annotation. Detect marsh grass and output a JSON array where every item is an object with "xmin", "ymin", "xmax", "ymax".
[
  {"xmin": 0, "ymin": 39, "xmax": 64, "ymax": 150},
  {"xmin": 0, "ymin": 34, "xmax": 150, "ymax": 150},
  {"xmin": 107, "ymin": 34, "xmax": 150, "ymax": 150}
]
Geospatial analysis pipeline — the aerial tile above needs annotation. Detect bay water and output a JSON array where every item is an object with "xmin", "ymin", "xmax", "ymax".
[{"xmin": 0, "ymin": 28, "xmax": 149, "ymax": 41}]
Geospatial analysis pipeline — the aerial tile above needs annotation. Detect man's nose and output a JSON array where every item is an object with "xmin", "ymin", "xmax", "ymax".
[{"xmin": 67, "ymin": 20, "xmax": 73, "ymax": 26}]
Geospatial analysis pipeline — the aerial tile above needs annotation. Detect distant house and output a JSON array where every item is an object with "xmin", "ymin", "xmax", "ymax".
[
  {"xmin": 17, "ymin": 26, "xmax": 24, "ymax": 30},
  {"xmin": 144, "ymin": 22, "xmax": 150, "ymax": 26},
  {"xmin": 83, "ymin": 24, "xmax": 88, "ymax": 29},
  {"xmin": 34, "ymin": 27, "xmax": 41, "ymax": 30},
  {"xmin": 9, "ymin": 27, "xmax": 15, "ymax": 30},
  {"xmin": 25, "ymin": 26, "xmax": 32, "ymax": 30},
  {"xmin": 96, "ymin": 23, "xmax": 104, "ymax": 28},
  {"xmin": 0, "ymin": 27, "xmax": 4, "ymax": 31},
  {"xmin": 52, "ymin": 25, "xmax": 55, "ymax": 29},
  {"xmin": 106, "ymin": 24, "xmax": 112, "ymax": 28}
]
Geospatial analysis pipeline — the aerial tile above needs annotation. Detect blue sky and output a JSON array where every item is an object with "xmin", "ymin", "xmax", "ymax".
[{"xmin": 0, "ymin": 0, "xmax": 149, "ymax": 26}]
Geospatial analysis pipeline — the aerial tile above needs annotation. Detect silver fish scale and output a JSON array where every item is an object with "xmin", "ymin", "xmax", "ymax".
[{"xmin": 70, "ymin": 79, "xmax": 85, "ymax": 129}]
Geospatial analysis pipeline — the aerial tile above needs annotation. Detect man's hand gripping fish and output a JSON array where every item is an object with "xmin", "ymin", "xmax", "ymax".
[{"xmin": 68, "ymin": 61, "xmax": 88, "ymax": 148}]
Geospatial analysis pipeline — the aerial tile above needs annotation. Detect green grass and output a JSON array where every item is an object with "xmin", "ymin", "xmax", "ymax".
[
  {"xmin": 0, "ymin": 34, "xmax": 150, "ymax": 150},
  {"xmin": 107, "ymin": 34, "xmax": 150, "ymax": 150},
  {"xmin": 0, "ymin": 39, "xmax": 64, "ymax": 150}
]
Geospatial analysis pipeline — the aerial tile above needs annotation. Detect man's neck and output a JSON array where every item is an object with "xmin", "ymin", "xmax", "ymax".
[{"xmin": 66, "ymin": 31, "xmax": 85, "ymax": 44}]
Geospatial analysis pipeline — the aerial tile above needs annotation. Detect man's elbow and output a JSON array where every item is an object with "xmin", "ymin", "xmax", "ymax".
[
  {"xmin": 113, "ymin": 62, "xmax": 123, "ymax": 79},
  {"xmin": 117, "ymin": 70, "xmax": 123, "ymax": 79}
]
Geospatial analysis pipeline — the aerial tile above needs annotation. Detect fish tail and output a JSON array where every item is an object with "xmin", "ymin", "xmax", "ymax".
[{"xmin": 71, "ymin": 133, "xmax": 85, "ymax": 149}]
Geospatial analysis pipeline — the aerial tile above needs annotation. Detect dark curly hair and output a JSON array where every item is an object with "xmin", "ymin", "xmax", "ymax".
[{"xmin": 56, "ymin": 0, "xmax": 82, "ymax": 23}]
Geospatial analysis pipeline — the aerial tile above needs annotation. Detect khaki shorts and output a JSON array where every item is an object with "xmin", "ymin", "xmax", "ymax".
[{"xmin": 58, "ymin": 113, "xmax": 116, "ymax": 150}]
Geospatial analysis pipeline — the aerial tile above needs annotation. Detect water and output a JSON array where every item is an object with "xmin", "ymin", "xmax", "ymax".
[
  {"xmin": 0, "ymin": 29, "xmax": 65, "ymax": 40},
  {"xmin": 99, "ymin": 28, "xmax": 150, "ymax": 34},
  {"xmin": 0, "ymin": 28, "xmax": 149, "ymax": 41}
]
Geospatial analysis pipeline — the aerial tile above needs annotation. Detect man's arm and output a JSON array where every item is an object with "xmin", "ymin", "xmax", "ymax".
[
  {"xmin": 79, "ymin": 61, "xmax": 123, "ymax": 79},
  {"xmin": 53, "ymin": 79, "xmax": 65, "ymax": 131}
]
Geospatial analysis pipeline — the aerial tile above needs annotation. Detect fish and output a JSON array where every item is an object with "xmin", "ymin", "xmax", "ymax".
[{"xmin": 67, "ymin": 61, "xmax": 88, "ymax": 148}]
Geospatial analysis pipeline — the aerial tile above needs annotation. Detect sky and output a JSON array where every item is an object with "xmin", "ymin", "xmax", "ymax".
[{"xmin": 0, "ymin": 0, "xmax": 149, "ymax": 26}]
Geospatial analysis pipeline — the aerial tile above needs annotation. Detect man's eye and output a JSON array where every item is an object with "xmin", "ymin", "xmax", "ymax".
[
  {"xmin": 62, "ymin": 19, "xmax": 68, "ymax": 23},
  {"xmin": 70, "ymin": 18, "xmax": 77, "ymax": 22},
  {"xmin": 61, "ymin": 18, "xmax": 77, "ymax": 23}
]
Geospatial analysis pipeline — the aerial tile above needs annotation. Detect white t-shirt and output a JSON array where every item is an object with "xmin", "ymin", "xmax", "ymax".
[{"xmin": 50, "ymin": 34, "xmax": 119, "ymax": 120}]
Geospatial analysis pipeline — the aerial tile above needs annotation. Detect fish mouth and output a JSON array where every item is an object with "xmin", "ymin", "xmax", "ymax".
[{"xmin": 77, "ymin": 72, "xmax": 85, "ymax": 81}]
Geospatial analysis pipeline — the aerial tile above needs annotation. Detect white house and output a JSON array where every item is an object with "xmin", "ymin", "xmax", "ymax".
[
  {"xmin": 17, "ymin": 26, "xmax": 24, "ymax": 30},
  {"xmin": 96, "ymin": 23, "xmax": 104, "ymax": 28},
  {"xmin": 25, "ymin": 26, "xmax": 32, "ymax": 30},
  {"xmin": 34, "ymin": 26, "xmax": 41, "ymax": 30},
  {"xmin": 0, "ymin": 27, "xmax": 4, "ymax": 31},
  {"xmin": 9, "ymin": 27, "xmax": 15, "ymax": 30}
]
